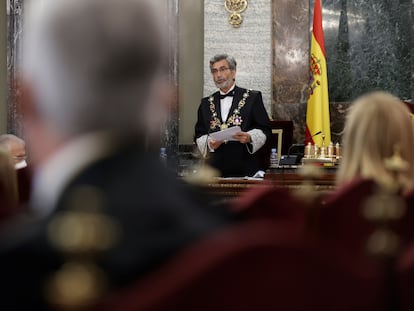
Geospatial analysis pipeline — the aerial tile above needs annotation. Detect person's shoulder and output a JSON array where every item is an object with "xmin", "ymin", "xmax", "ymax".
[
  {"xmin": 250, "ymin": 90, "xmax": 262, "ymax": 97},
  {"xmin": 235, "ymin": 85, "xmax": 261, "ymax": 95},
  {"xmin": 200, "ymin": 91, "xmax": 219, "ymax": 106},
  {"xmin": 202, "ymin": 91, "xmax": 219, "ymax": 101}
]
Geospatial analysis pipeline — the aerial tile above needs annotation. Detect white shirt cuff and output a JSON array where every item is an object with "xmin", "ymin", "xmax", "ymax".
[
  {"xmin": 247, "ymin": 129, "xmax": 266, "ymax": 153},
  {"xmin": 196, "ymin": 135, "xmax": 214, "ymax": 157}
]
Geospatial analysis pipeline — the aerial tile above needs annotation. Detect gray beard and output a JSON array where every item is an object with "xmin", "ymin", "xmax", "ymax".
[{"xmin": 215, "ymin": 79, "xmax": 233, "ymax": 90}]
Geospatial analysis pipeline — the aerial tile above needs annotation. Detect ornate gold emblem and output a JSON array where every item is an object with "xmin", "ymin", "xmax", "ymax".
[
  {"xmin": 209, "ymin": 89, "xmax": 250, "ymax": 130},
  {"xmin": 224, "ymin": 0, "xmax": 248, "ymax": 28}
]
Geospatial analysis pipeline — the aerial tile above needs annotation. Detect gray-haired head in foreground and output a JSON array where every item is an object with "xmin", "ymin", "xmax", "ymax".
[
  {"xmin": 209, "ymin": 54, "xmax": 237, "ymax": 70},
  {"xmin": 23, "ymin": 0, "xmax": 164, "ymax": 138},
  {"xmin": 0, "ymin": 134, "xmax": 25, "ymax": 148}
]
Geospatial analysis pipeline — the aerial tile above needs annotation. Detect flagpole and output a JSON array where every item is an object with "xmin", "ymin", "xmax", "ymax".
[{"xmin": 305, "ymin": 0, "xmax": 331, "ymax": 148}]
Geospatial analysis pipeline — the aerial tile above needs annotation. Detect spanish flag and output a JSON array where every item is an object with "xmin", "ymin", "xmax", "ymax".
[{"xmin": 305, "ymin": 0, "xmax": 331, "ymax": 147}]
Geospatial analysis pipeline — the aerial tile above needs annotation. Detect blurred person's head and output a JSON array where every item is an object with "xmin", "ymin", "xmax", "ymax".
[
  {"xmin": 21, "ymin": 0, "xmax": 167, "ymax": 165},
  {"xmin": 337, "ymin": 91, "xmax": 414, "ymax": 192},
  {"xmin": 0, "ymin": 134, "xmax": 27, "ymax": 169}
]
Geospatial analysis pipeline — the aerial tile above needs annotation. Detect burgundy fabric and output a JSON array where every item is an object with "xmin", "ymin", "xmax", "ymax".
[
  {"xmin": 230, "ymin": 185, "xmax": 306, "ymax": 235},
  {"xmin": 397, "ymin": 243, "xmax": 414, "ymax": 311},
  {"xmin": 0, "ymin": 167, "xmax": 32, "ymax": 222},
  {"xmin": 98, "ymin": 220, "xmax": 385, "ymax": 311},
  {"xmin": 395, "ymin": 188, "xmax": 414, "ymax": 311},
  {"xmin": 402, "ymin": 101, "xmax": 414, "ymax": 114},
  {"xmin": 319, "ymin": 179, "xmax": 414, "ymax": 255},
  {"xmin": 17, "ymin": 166, "xmax": 32, "ymax": 206},
  {"xmin": 316, "ymin": 178, "xmax": 378, "ymax": 254},
  {"xmin": 0, "ymin": 181, "xmax": 17, "ymax": 221},
  {"xmin": 399, "ymin": 188, "xmax": 414, "ymax": 247}
]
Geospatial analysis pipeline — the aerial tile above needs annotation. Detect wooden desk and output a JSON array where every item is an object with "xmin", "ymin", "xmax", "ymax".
[
  {"xmin": 203, "ymin": 167, "xmax": 337, "ymax": 200},
  {"xmin": 265, "ymin": 167, "xmax": 336, "ymax": 188},
  {"xmin": 205, "ymin": 178, "xmax": 271, "ymax": 199}
]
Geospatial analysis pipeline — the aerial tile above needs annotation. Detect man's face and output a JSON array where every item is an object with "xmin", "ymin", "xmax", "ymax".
[
  {"xmin": 211, "ymin": 59, "xmax": 236, "ymax": 93},
  {"xmin": 7, "ymin": 141, "xmax": 27, "ymax": 169}
]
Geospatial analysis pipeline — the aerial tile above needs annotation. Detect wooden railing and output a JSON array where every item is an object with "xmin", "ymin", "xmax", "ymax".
[{"xmin": 202, "ymin": 167, "xmax": 337, "ymax": 200}]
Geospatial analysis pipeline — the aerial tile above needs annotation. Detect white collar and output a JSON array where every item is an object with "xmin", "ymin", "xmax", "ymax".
[
  {"xmin": 30, "ymin": 132, "xmax": 116, "ymax": 217},
  {"xmin": 15, "ymin": 160, "xmax": 27, "ymax": 170}
]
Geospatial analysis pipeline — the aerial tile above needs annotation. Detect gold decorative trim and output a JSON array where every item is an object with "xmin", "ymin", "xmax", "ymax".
[
  {"xmin": 224, "ymin": 0, "xmax": 248, "ymax": 28},
  {"xmin": 208, "ymin": 89, "xmax": 251, "ymax": 130}
]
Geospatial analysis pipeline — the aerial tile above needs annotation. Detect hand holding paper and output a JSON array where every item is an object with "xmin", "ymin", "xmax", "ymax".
[
  {"xmin": 209, "ymin": 126, "xmax": 241, "ymax": 141},
  {"xmin": 232, "ymin": 131, "xmax": 252, "ymax": 144}
]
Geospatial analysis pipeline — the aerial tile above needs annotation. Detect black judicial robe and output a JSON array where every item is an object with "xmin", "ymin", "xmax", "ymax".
[
  {"xmin": 0, "ymin": 142, "xmax": 230, "ymax": 310},
  {"xmin": 195, "ymin": 85, "xmax": 271, "ymax": 177}
]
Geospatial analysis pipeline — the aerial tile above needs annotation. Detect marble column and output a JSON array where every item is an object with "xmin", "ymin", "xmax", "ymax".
[
  {"xmin": 159, "ymin": 0, "xmax": 180, "ymax": 167},
  {"xmin": 7, "ymin": 0, "xmax": 180, "ymax": 163},
  {"xmin": 272, "ymin": 0, "xmax": 310, "ymax": 143},
  {"xmin": 7, "ymin": 0, "xmax": 24, "ymax": 137}
]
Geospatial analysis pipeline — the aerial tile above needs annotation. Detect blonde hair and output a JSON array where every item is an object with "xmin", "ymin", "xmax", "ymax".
[
  {"xmin": 336, "ymin": 91, "xmax": 414, "ymax": 192},
  {"xmin": 0, "ymin": 147, "xmax": 18, "ymax": 209}
]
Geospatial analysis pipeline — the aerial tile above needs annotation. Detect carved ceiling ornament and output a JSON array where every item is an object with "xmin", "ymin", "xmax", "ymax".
[{"xmin": 224, "ymin": 0, "xmax": 248, "ymax": 28}]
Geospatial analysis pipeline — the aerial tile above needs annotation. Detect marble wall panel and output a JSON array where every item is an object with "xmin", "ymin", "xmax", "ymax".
[
  {"xmin": 7, "ymin": 0, "xmax": 24, "ymax": 137},
  {"xmin": 273, "ymin": 0, "xmax": 414, "ymax": 144},
  {"xmin": 159, "ymin": 0, "xmax": 180, "ymax": 165},
  {"xmin": 272, "ymin": 0, "xmax": 309, "ymax": 143},
  {"xmin": 325, "ymin": 0, "xmax": 413, "ymax": 101}
]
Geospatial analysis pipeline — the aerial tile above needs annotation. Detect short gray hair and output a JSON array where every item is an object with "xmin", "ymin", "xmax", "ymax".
[
  {"xmin": 0, "ymin": 134, "xmax": 25, "ymax": 147},
  {"xmin": 23, "ymin": 0, "xmax": 163, "ymax": 137},
  {"xmin": 209, "ymin": 54, "xmax": 237, "ymax": 70}
]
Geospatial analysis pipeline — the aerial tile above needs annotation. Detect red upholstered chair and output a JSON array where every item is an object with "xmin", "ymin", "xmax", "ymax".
[
  {"xmin": 376, "ymin": 188, "xmax": 414, "ymax": 311},
  {"xmin": 0, "ymin": 181, "xmax": 18, "ymax": 221},
  {"xmin": 316, "ymin": 178, "xmax": 378, "ymax": 254},
  {"xmin": 229, "ymin": 185, "xmax": 307, "ymax": 235},
  {"xmin": 396, "ymin": 242, "xmax": 414, "ymax": 311},
  {"xmin": 399, "ymin": 188, "xmax": 414, "ymax": 247},
  {"xmin": 97, "ymin": 220, "xmax": 386, "ymax": 311},
  {"xmin": 402, "ymin": 100, "xmax": 414, "ymax": 114},
  {"xmin": 16, "ymin": 166, "xmax": 33, "ymax": 206},
  {"xmin": 0, "ymin": 149, "xmax": 19, "ymax": 221},
  {"xmin": 231, "ymin": 184, "xmax": 305, "ymax": 219}
]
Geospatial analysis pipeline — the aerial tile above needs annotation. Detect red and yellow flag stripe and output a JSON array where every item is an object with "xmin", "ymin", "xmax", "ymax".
[{"xmin": 305, "ymin": 0, "xmax": 331, "ymax": 147}]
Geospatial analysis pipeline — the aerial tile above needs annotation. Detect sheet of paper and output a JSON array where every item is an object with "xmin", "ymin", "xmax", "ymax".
[{"xmin": 209, "ymin": 126, "xmax": 241, "ymax": 141}]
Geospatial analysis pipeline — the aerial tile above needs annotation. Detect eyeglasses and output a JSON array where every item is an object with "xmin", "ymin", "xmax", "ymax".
[{"xmin": 211, "ymin": 67, "xmax": 231, "ymax": 74}]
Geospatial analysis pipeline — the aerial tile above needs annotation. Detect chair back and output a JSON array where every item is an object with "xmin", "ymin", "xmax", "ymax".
[
  {"xmin": 397, "ymin": 242, "xmax": 414, "ymax": 311},
  {"xmin": 231, "ymin": 184, "xmax": 305, "ymax": 217},
  {"xmin": 316, "ymin": 178, "xmax": 378, "ymax": 253},
  {"xmin": 98, "ymin": 220, "xmax": 386, "ymax": 311},
  {"xmin": 17, "ymin": 166, "xmax": 32, "ymax": 206},
  {"xmin": 397, "ymin": 188, "xmax": 414, "ymax": 247}
]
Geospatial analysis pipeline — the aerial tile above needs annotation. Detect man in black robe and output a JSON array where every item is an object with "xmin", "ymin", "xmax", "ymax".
[{"xmin": 195, "ymin": 54, "xmax": 271, "ymax": 177}]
